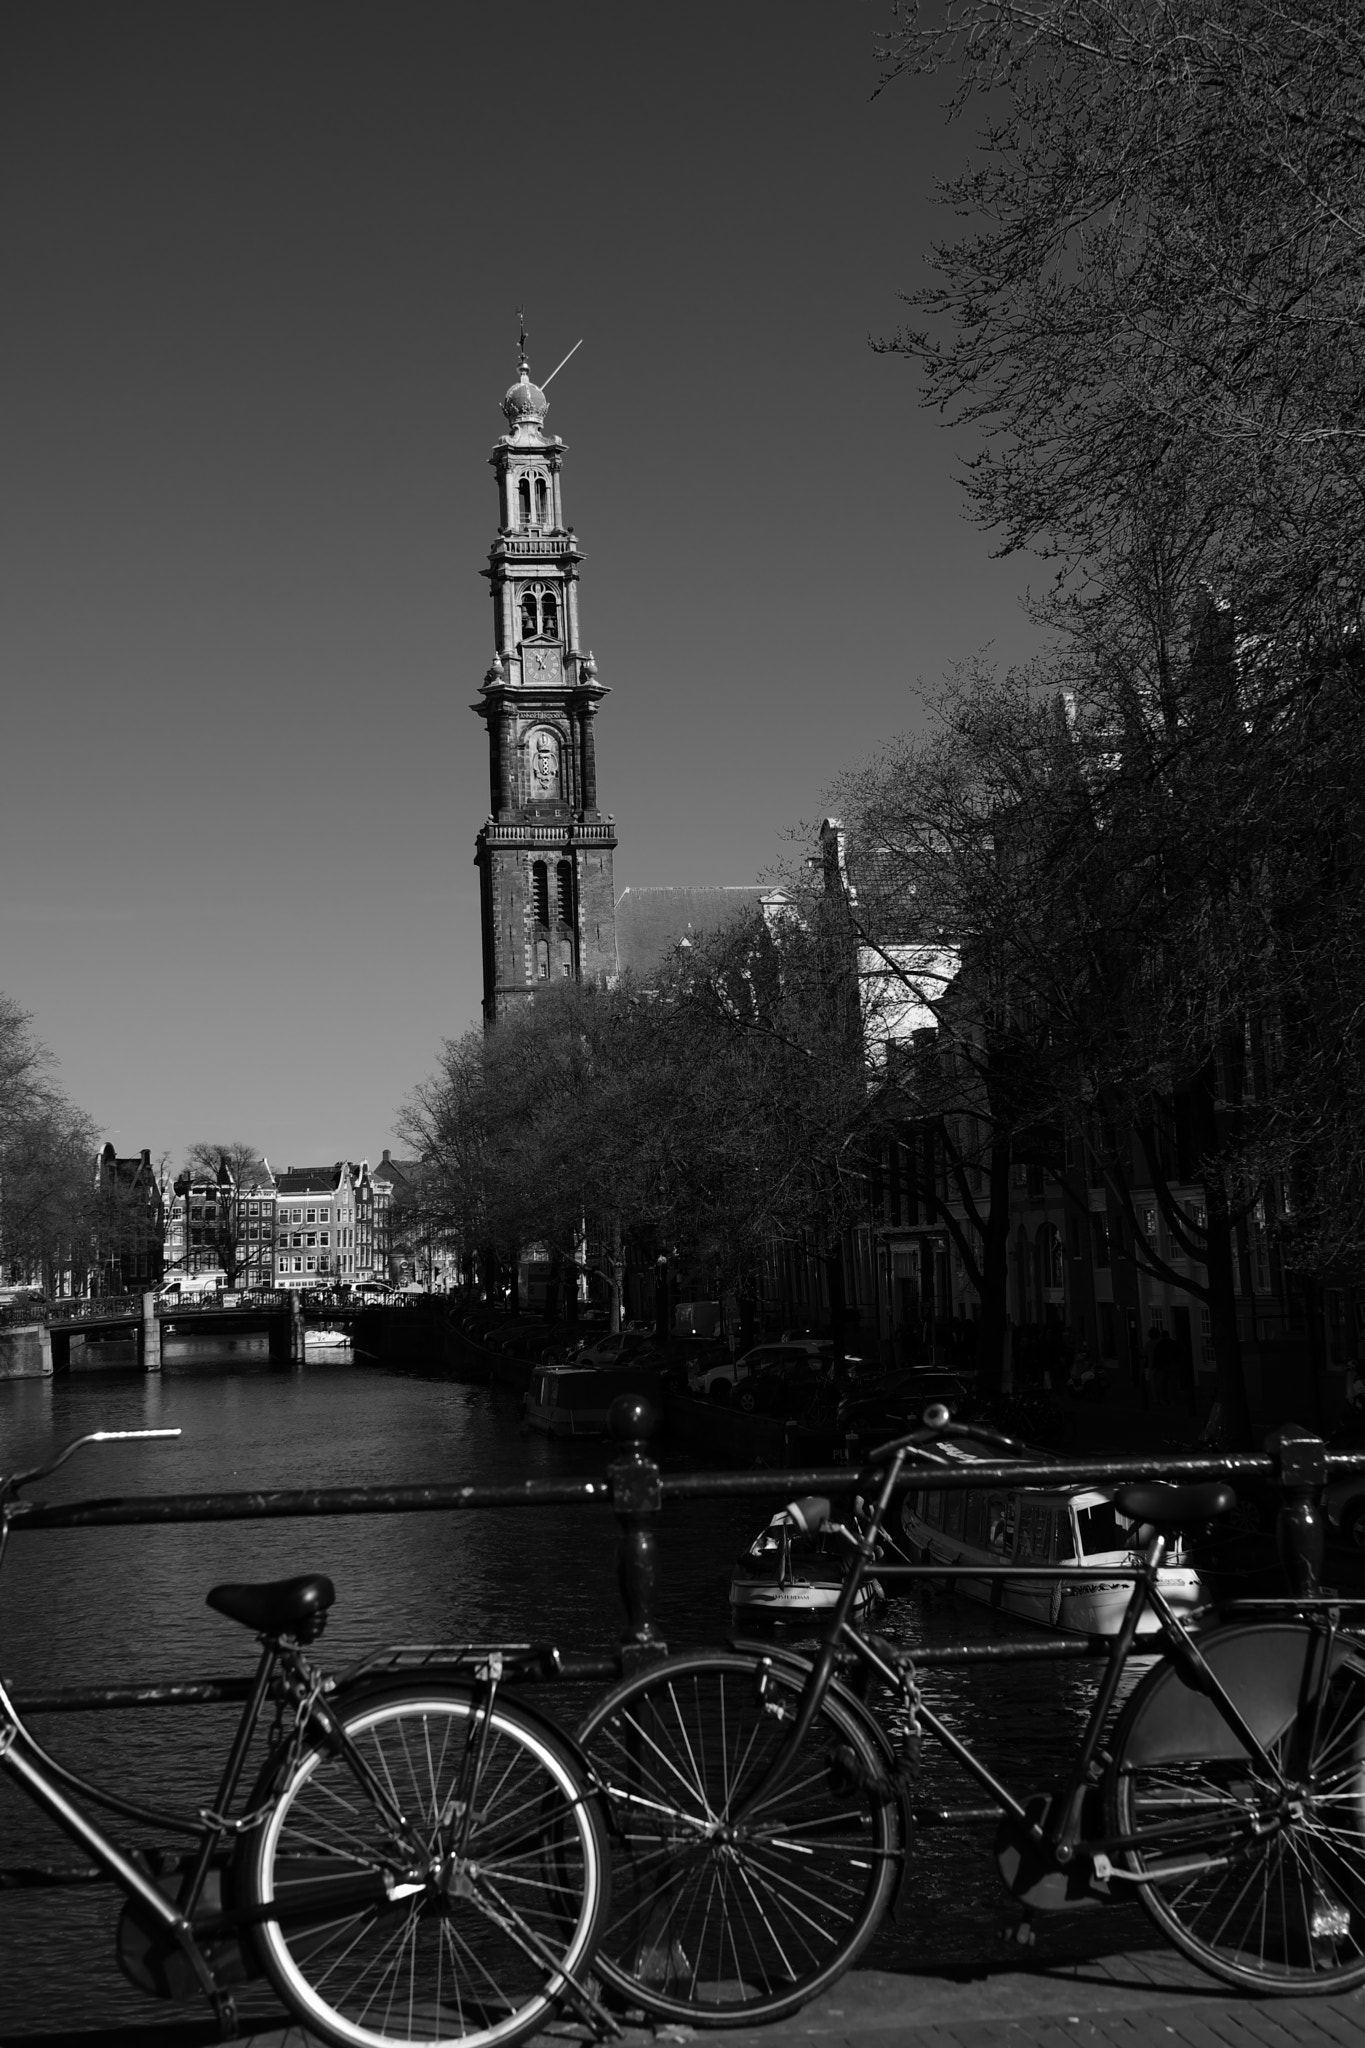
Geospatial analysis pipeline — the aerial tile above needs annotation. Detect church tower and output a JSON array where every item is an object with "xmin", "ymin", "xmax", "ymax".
[{"xmin": 473, "ymin": 337, "xmax": 617, "ymax": 1024}]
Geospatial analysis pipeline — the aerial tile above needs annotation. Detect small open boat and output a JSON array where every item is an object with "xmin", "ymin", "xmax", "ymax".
[{"xmin": 728, "ymin": 1506, "xmax": 886, "ymax": 1622}]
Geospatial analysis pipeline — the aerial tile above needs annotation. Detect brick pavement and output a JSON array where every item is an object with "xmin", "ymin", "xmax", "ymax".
[{"xmin": 7, "ymin": 1949, "xmax": 1351, "ymax": 2048}]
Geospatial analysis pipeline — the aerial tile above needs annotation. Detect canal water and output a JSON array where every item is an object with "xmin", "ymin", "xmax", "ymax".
[{"xmin": 0, "ymin": 1342, "xmax": 1156, "ymax": 2033}]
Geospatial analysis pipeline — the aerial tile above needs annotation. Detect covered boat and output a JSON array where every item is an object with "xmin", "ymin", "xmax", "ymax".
[
  {"xmin": 524, "ymin": 1361, "xmax": 663, "ymax": 1437},
  {"xmin": 899, "ymin": 1434, "xmax": 1202, "ymax": 1635}
]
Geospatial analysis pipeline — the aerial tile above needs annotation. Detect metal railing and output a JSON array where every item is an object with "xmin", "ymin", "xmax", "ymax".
[
  {"xmin": 1, "ymin": 1288, "xmax": 425, "ymax": 1329},
  {"xmin": 6, "ymin": 1407, "xmax": 1365, "ymax": 1722}
]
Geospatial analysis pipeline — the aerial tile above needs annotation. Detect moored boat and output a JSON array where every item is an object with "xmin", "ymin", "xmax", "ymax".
[
  {"xmin": 900, "ymin": 1434, "xmax": 1203, "ymax": 1635},
  {"xmin": 524, "ymin": 1360, "xmax": 664, "ymax": 1437},
  {"xmin": 729, "ymin": 1505, "xmax": 886, "ymax": 1621}
]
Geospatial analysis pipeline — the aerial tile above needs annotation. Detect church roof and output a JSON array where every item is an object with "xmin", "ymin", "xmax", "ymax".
[{"xmin": 614, "ymin": 886, "xmax": 769, "ymax": 979}]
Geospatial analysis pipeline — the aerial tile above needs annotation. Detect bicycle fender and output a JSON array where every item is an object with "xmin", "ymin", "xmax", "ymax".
[
  {"xmin": 324, "ymin": 1677, "xmax": 606, "ymax": 1810},
  {"xmin": 1115, "ymin": 1621, "xmax": 1363, "ymax": 1766},
  {"xmin": 728, "ymin": 1637, "xmax": 913, "ymax": 1917}
]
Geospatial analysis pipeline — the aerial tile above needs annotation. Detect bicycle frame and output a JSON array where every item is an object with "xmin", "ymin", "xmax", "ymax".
[{"xmin": 737, "ymin": 1439, "xmax": 1302, "ymax": 1875}]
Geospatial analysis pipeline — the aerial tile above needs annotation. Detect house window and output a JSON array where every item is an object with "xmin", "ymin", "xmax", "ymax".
[
  {"xmin": 306, "ymin": 1258, "xmax": 315, "ymax": 1272},
  {"xmin": 307, "ymin": 1209, "xmax": 316, "ymax": 1224},
  {"xmin": 536, "ymin": 938, "xmax": 550, "ymax": 980},
  {"xmin": 306, "ymin": 1234, "xmax": 316, "ymax": 1248},
  {"xmin": 1091, "ymin": 1213, "xmax": 1110, "ymax": 1269},
  {"xmin": 319, "ymin": 1233, "xmax": 329, "ymax": 1247},
  {"xmin": 293, "ymin": 1258, "xmax": 303, "ymax": 1273}
]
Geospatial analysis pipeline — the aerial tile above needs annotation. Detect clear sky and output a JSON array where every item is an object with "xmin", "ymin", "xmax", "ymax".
[{"xmin": 0, "ymin": 1, "xmax": 1040, "ymax": 1173}]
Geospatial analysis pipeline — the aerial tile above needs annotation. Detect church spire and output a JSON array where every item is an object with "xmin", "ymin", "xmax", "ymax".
[{"xmin": 472, "ymin": 335, "xmax": 617, "ymax": 1024}]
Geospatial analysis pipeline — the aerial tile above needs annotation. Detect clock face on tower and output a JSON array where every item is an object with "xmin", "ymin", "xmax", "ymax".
[{"xmin": 522, "ymin": 646, "xmax": 561, "ymax": 689}]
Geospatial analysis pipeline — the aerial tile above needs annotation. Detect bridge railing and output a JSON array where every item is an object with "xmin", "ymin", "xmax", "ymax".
[{"xmin": 4, "ymin": 1406, "xmax": 1364, "ymax": 1721}]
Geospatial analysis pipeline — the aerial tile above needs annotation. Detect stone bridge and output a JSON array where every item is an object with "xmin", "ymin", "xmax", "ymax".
[{"xmin": 0, "ymin": 1291, "xmax": 453, "ymax": 1376}]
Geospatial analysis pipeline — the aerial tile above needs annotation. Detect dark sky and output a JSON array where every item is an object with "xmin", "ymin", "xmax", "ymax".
[{"xmin": 0, "ymin": 2, "xmax": 1038, "ymax": 1172}]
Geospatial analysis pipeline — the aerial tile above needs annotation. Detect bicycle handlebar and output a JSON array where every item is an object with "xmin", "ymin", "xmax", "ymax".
[{"xmin": 3, "ymin": 1427, "xmax": 181, "ymax": 1500}]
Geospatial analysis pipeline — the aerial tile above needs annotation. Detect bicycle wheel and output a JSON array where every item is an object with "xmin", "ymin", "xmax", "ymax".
[
  {"xmin": 1108, "ymin": 1624, "xmax": 1365, "ymax": 1992},
  {"xmin": 242, "ymin": 1684, "xmax": 608, "ymax": 2048},
  {"xmin": 577, "ymin": 1647, "xmax": 901, "ymax": 2025}
]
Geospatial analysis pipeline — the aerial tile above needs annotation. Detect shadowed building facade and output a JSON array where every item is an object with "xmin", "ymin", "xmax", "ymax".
[{"xmin": 473, "ymin": 344, "xmax": 617, "ymax": 1023}]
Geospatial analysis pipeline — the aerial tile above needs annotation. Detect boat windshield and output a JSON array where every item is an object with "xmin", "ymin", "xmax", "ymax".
[{"xmin": 1074, "ymin": 1501, "xmax": 1131, "ymax": 1558}]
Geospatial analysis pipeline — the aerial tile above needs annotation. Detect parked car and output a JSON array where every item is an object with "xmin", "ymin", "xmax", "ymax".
[
  {"xmin": 836, "ymin": 1368, "xmax": 974, "ymax": 1444},
  {"xmin": 694, "ymin": 1341, "xmax": 836, "ymax": 1403},
  {"xmin": 555, "ymin": 1331, "xmax": 653, "ymax": 1370},
  {"xmin": 729, "ymin": 1351, "xmax": 834, "ymax": 1419}
]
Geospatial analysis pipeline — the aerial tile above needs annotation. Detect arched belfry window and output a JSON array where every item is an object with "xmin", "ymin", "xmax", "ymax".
[
  {"xmin": 532, "ymin": 861, "xmax": 550, "ymax": 928},
  {"xmin": 535, "ymin": 476, "xmax": 548, "ymax": 524},
  {"xmin": 517, "ymin": 477, "xmax": 531, "ymax": 528},
  {"xmin": 556, "ymin": 860, "xmax": 573, "ymax": 926},
  {"xmin": 519, "ymin": 583, "xmax": 561, "ymax": 642}
]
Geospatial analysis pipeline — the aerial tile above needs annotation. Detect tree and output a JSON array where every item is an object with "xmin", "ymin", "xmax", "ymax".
[
  {"xmin": 180, "ymin": 1142, "xmax": 270, "ymax": 1288},
  {"xmin": 866, "ymin": 4, "xmax": 1365, "ymax": 1431},
  {"xmin": 0, "ymin": 997, "xmax": 103, "ymax": 1294},
  {"xmin": 882, "ymin": 1, "xmax": 1365, "ymax": 654}
]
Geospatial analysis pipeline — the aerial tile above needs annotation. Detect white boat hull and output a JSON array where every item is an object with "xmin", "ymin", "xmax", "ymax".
[
  {"xmin": 729, "ymin": 1576, "xmax": 884, "ymax": 1620},
  {"xmin": 900, "ymin": 1517, "xmax": 1201, "ymax": 1636}
]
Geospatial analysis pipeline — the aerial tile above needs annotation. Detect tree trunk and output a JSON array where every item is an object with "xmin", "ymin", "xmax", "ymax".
[
  {"xmin": 1202, "ymin": 1170, "xmax": 1251, "ymax": 1447},
  {"xmin": 826, "ymin": 1242, "xmax": 847, "ymax": 1367},
  {"xmin": 974, "ymin": 1135, "xmax": 1013, "ymax": 1394}
]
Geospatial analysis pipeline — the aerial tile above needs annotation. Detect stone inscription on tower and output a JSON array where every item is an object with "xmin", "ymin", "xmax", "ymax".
[{"xmin": 472, "ymin": 346, "xmax": 617, "ymax": 1024}]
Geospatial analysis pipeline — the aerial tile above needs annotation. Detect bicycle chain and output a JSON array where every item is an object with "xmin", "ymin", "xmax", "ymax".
[{"xmin": 198, "ymin": 1668, "xmax": 328, "ymax": 1836}]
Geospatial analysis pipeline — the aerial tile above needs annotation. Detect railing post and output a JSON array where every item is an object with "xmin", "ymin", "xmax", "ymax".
[
  {"xmin": 289, "ymin": 1291, "xmax": 306, "ymax": 1364},
  {"xmin": 608, "ymin": 1395, "xmax": 666, "ymax": 1673},
  {"xmin": 1276, "ymin": 1426, "xmax": 1327, "ymax": 1598},
  {"xmin": 141, "ymin": 1292, "xmax": 161, "ymax": 1373}
]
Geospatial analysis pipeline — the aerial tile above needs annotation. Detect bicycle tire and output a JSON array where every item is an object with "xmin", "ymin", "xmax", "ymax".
[
  {"xmin": 577, "ymin": 1647, "xmax": 901, "ymax": 2025},
  {"xmin": 1107, "ymin": 1622, "xmax": 1365, "ymax": 1993},
  {"xmin": 241, "ymin": 1683, "xmax": 609, "ymax": 2048}
]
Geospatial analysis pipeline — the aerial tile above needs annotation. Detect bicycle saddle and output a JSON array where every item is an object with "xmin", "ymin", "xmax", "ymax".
[
  {"xmin": 1113, "ymin": 1481, "xmax": 1235, "ymax": 1526},
  {"xmin": 206, "ymin": 1573, "xmax": 336, "ymax": 1642}
]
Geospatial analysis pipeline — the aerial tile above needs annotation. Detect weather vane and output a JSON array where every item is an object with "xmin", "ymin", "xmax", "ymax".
[{"xmin": 516, "ymin": 306, "xmax": 528, "ymax": 371}]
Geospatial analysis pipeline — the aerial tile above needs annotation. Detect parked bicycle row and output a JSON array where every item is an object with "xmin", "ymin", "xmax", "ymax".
[{"xmin": 3, "ymin": 1409, "xmax": 1365, "ymax": 2046}]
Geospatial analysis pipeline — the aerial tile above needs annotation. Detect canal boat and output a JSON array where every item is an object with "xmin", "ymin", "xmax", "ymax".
[
  {"xmin": 728, "ymin": 1505, "xmax": 886, "ymax": 1622},
  {"xmin": 524, "ymin": 1360, "xmax": 664, "ymax": 1437},
  {"xmin": 899, "ymin": 1434, "xmax": 1202, "ymax": 1636}
]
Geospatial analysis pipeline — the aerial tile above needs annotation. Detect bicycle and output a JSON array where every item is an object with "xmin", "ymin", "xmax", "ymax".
[
  {"xmin": 0, "ymin": 1428, "xmax": 612, "ymax": 2048},
  {"xmin": 577, "ymin": 1408, "xmax": 1365, "ymax": 2024}
]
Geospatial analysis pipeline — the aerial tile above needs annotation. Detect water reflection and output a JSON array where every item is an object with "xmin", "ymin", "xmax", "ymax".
[{"xmin": 0, "ymin": 1350, "xmax": 1156, "ymax": 2031}]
